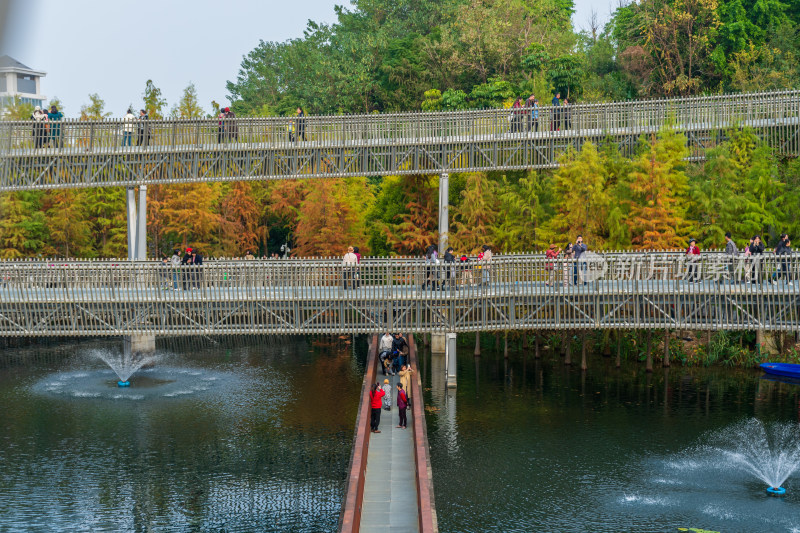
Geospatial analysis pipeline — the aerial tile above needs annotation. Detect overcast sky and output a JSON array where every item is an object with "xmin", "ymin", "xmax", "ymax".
[{"xmin": 1, "ymin": 0, "xmax": 613, "ymax": 118}]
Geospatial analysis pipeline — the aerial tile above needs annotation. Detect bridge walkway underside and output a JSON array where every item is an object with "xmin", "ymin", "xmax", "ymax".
[{"xmin": 0, "ymin": 280, "xmax": 797, "ymax": 337}]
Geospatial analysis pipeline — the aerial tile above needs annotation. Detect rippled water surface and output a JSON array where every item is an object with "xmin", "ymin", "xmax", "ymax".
[
  {"xmin": 422, "ymin": 336, "xmax": 800, "ymax": 533},
  {"xmin": 0, "ymin": 336, "xmax": 367, "ymax": 532}
]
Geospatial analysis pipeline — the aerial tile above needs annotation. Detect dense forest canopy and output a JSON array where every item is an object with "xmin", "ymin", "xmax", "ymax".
[{"xmin": 1, "ymin": 0, "xmax": 799, "ymax": 259}]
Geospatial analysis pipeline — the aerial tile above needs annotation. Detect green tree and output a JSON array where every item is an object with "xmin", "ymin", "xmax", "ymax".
[
  {"xmin": 80, "ymin": 93, "xmax": 112, "ymax": 120},
  {"xmin": 142, "ymin": 79, "xmax": 167, "ymax": 119},
  {"xmin": 1, "ymin": 95, "xmax": 34, "ymax": 120},
  {"xmin": 0, "ymin": 191, "xmax": 48, "ymax": 258}
]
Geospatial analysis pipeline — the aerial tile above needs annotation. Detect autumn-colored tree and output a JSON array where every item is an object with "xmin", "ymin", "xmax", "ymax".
[
  {"xmin": 626, "ymin": 129, "xmax": 691, "ymax": 249},
  {"xmin": 382, "ymin": 175, "xmax": 438, "ymax": 256},
  {"xmin": 157, "ymin": 183, "xmax": 223, "ymax": 251},
  {"xmin": 0, "ymin": 192, "xmax": 48, "ymax": 258},
  {"xmin": 170, "ymin": 83, "xmax": 204, "ymax": 118},
  {"xmin": 294, "ymin": 178, "xmax": 372, "ymax": 256},
  {"xmin": 450, "ymin": 172, "xmax": 500, "ymax": 254},
  {"xmin": 219, "ymin": 181, "xmax": 261, "ymax": 256},
  {"xmin": 44, "ymin": 189, "xmax": 93, "ymax": 257},
  {"xmin": 542, "ymin": 141, "xmax": 609, "ymax": 247}
]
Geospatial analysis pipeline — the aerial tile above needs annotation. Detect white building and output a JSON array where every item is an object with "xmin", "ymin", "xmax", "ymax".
[{"xmin": 0, "ymin": 55, "xmax": 46, "ymax": 109}]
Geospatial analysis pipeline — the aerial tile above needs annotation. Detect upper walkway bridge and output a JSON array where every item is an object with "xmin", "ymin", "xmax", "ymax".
[
  {"xmin": 1, "ymin": 90, "xmax": 799, "ymax": 192},
  {"xmin": 0, "ymin": 253, "xmax": 797, "ymax": 337}
]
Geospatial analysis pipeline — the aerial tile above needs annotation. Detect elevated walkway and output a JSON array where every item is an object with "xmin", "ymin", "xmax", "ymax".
[{"xmin": 1, "ymin": 90, "xmax": 799, "ymax": 190}]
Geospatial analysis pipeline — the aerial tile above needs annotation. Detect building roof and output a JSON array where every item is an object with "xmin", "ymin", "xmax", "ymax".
[
  {"xmin": 0, "ymin": 55, "xmax": 31, "ymax": 70},
  {"xmin": 0, "ymin": 55, "xmax": 46, "ymax": 76}
]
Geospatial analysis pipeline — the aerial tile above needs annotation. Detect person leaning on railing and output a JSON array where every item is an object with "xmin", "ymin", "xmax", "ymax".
[{"xmin": 342, "ymin": 246, "xmax": 358, "ymax": 290}]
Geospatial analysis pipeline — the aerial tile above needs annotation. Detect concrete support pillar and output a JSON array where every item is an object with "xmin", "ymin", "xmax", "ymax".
[
  {"xmin": 503, "ymin": 332, "xmax": 508, "ymax": 359},
  {"xmin": 126, "ymin": 187, "xmax": 137, "ymax": 260},
  {"xmin": 615, "ymin": 331, "xmax": 622, "ymax": 368},
  {"xmin": 431, "ymin": 334, "xmax": 446, "ymax": 354},
  {"xmin": 534, "ymin": 334, "xmax": 540, "ymax": 359},
  {"xmin": 136, "ymin": 185, "xmax": 147, "ymax": 260},
  {"xmin": 124, "ymin": 334, "xmax": 156, "ymax": 359},
  {"xmin": 646, "ymin": 331, "xmax": 653, "ymax": 373},
  {"xmin": 438, "ymin": 173, "xmax": 449, "ymax": 254},
  {"xmin": 446, "ymin": 333, "xmax": 457, "ymax": 388},
  {"xmin": 663, "ymin": 329, "xmax": 670, "ymax": 368},
  {"xmin": 474, "ymin": 332, "xmax": 481, "ymax": 356}
]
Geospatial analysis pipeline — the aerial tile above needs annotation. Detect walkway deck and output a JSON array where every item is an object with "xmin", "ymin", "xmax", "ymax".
[{"xmin": 360, "ymin": 372, "xmax": 419, "ymax": 532}]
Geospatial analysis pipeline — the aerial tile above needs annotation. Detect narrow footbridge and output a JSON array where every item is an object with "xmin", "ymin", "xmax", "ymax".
[
  {"xmin": 1, "ymin": 90, "xmax": 799, "ymax": 191},
  {"xmin": 0, "ymin": 254, "xmax": 797, "ymax": 337}
]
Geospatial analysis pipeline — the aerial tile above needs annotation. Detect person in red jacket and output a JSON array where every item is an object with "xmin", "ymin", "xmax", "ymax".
[{"xmin": 369, "ymin": 382, "xmax": 385, "ymax": 433}]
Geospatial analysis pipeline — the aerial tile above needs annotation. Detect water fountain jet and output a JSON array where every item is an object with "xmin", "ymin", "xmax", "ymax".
[
  {"xmin": 706, "ymin": 418, "xmax": 800, "ymax": 496},
  {"xmin": 91, "ymin": 347, "xmax": 159, "ymax": 386}
]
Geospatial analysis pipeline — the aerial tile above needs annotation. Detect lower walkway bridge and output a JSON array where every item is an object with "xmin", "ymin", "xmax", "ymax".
[{"xmin": 0, "ymin": 253, "xmax": 797, "ymax": 337}]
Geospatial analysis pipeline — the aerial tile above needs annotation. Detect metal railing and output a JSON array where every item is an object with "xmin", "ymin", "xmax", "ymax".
[{"xmin": 0, "ymin": 253, "xmax": 796, "ymax": 336}]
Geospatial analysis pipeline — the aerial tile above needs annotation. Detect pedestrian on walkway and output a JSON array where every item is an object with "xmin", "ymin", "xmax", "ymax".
[
  {"xmin": 181, "ymin": 247, "xmax": 194, "ymax": 290},
  {"xmin": 379, "ymin": 332, "xmax": 394, "ymax": 375},
  {"xmin": 296, "ymin": 107, "xmax": 306, "ymax": 141},
  {"xmin": 47, "ymin": 105, "xmax": 63, "ymax": 148},
  {"xmin": 370, "ymin": 382, "xmax": 385, "ymax": 433},
  {"xmin": 191, "ymin": 249, "xmax": 204, "ymax": 289},
  {"xmin": 224, "ymin": 108, "xmax": 238, "ymax": 142},
  {"xmin": 686, "ymin": 238, "xmax": 701, "ymax": 282},
  {"xmin": 422, "ymin": 244, "xmax": 439, "ymax": 290},
  {"xmin": 353, "ymin": 246, "xmax": 362, "ymax": 288},
  {"xmin": 510, "ymin": 97, "xmax": 524, "ymax": 133},
  {"xmin": 342, "ymin": 246, "xmax": 358, "ymax": 289},
  {"xmin": 562, "ymin": 242, "xmax": 574, "ymax": 287},
  {"xmin": 137, "ymin": 109, "xmax": 150, "ymax": 147},
  {"xmin": 217, "ymin": 108, "xmax": 226, "ymax": 143},
  {"xmin": 526, "ymin": 95, "xmax": 539, "ymax": 132},
  {"xmin": 382, "ymin": 379, "xmax": 392, "ymax": 411},
  {"xmin": 551, "ymin": 92, "xmax": 561, "ymax": 131},
  {"xmin": 774, "ymin": 234, "xmax": 793, "ymax": 285},
  {"xmin": 392, "ymin": 333, "xmax": 408, "ymax": 374},
  {"xmin": 443, "ymin": 246, "xmax": 457, "ymax": 290},
  {"xmin": 724, "ymin": 232, "xmax": 738, "ymax": 282},
  {"xmin": 545, "ymin": 244, "xmax": 561, "ymax": 286},
  {"xmin": 573, "ymin": 236, "xmax": 587, "ymax": 285},
  {"xmin": 122, "ymin": 108, "xmax": 136, "ymax": 146},
  {"xmin": 396, "ymin": 382, "xmax": 409, "ymax": 429},
  {"xmin": 31, "ymin": 106, "xmax": 48, "ymax": 149},
  {"xmin": 398, "ymin": 363, "xmax": 413, "ymax": 403},
  {"xmin": 480, "ymin": 245, "xmax": 493, "ymax": 285},
  {"xmin": 562, "ymin": 98, "xmax": 573, "ymax": 130},
  {"xmin": 170, "ymin": 249, "xmax": 181, "ymax": 290}
]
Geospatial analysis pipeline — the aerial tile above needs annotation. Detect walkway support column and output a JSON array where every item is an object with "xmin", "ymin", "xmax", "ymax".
[
  {"xmin": 438, "ymin": 173, "xmax": 449, "ymax": 254},
  {"xmin": 136, "ymin": 185, "xmax": 147, "ymax": 260},
  {"xmin": 446, "ymin": 333, "xmax": 457, "ymax": 387},
  {"xmin": 126, "ymin": 187, "xmax": 137, "ymax": 260}
]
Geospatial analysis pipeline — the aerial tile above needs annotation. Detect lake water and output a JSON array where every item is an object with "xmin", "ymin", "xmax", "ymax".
[
  {"xmin": 421, "ymin": 336, "xmax": 800, "ymax": 533},
  {"xmin": 0, "ymin": 335, "xmax": 367, "ymax": 532}
]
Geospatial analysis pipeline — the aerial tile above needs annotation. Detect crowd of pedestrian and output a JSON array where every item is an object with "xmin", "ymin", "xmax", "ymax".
[
  {"xmin": 160, "ymin": 247, "xmax": 204, "ymax": 290},
  {"xmin": 371, "ymin": 332, "xmax": 414, "ymax": 432},
  {"xmin": 30, "ymin": 105, "xmax": 64, "ymax": 148}
]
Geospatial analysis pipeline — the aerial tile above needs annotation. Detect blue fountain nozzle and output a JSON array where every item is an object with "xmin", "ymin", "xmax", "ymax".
[
  {"xmin": 766, "ymin": 486, "xmax": 786, "ymax": 497},
  {"xmin": 117, "ymin": 381, "xmax": 130, "ymax": 387}
]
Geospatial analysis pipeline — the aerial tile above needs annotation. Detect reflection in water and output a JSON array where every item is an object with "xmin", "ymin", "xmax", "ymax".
[
  {"xmin": 0, "ymin": 335, "xmax": 367, "ymax": 532},
  {"xmin": 423, "ymin": 337, "xmax": 800, "ymax": 533}
]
